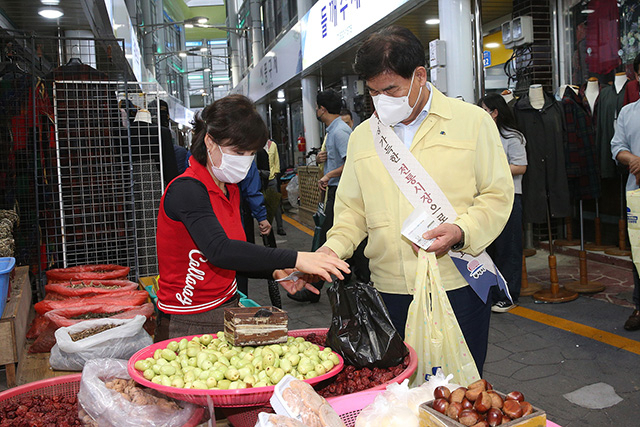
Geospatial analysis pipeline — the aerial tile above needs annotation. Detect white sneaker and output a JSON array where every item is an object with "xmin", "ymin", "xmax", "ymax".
[{"xmin": 491, "ymin": 301, "xmax": 517, "ymax": 313}]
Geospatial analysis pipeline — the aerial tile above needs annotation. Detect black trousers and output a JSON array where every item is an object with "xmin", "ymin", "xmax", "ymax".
[{"xmin": 380, "ymin": 284, "xmax": 492, "ymax": 376}]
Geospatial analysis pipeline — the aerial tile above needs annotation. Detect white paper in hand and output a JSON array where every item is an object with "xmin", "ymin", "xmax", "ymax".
[
  {"xmin": 275, "ymin": 271, "xmax": 304, "ymax": 282},
  {"xmin": 401, "ymin": 208, "xmax": 438, "ymax": 250}
]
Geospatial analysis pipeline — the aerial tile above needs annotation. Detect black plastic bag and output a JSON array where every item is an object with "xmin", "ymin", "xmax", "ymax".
[{"xmin": 326, "ymin": 280, "xmax": 408, "ymax": 369}]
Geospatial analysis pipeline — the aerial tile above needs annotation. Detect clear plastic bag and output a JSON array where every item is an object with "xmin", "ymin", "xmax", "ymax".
[
  {"xmin": 354, "ymin": 393, "xmax": 418, "ymax": 427},
  {"xmin": 50, "ymin": 316, "xmax": 153, "ymax": 371},
  {"xmin": 77, "ymin": 358, "xmax": 198, "ymax": 427},
  {"xmin": 286, "ymin": 175, "xmax": 299, "ymax": 207},
  {"xmin": 383, "ymin": 379, "xmax": 434, "ymax": 418}
]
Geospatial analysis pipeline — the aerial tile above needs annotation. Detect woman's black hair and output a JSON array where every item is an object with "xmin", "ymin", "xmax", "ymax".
[
  {"xmin": 190, "ymin": 94, "xmax": 268, "ymax": 166},
  {"xmin": 477, "ymin": 93, "xmax": 524, "ymax": 142},
  {"xmin": 354, "ymin": 26, "xmax": 425, "ymax": 81}
]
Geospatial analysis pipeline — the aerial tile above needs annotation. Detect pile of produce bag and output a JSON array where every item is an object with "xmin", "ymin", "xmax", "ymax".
[
  {"xmin": 49, "ymin": 315, "xmax": 153, "ymax": 371},
  {"xmin": 29, "ymin": 302, "xmax": 154, "ymax": 353},
  {"xmin": 78, "ymin": 358, "xmax": 199, "ymax": 427}
]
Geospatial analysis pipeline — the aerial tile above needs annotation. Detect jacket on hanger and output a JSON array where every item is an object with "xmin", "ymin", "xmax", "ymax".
[
  {"xmin": 562, "ymin": 85, "xmax": 601, "ymax": 200},
  {"xmin": 514, "ymin": 91, "xmax": 571, "ymax": 223},
  {"xmin": 596, "ymin": 82, "xmax": 627, "ymax": 179}
]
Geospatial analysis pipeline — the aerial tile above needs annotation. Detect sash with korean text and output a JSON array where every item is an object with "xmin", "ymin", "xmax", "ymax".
[{"xmin": 370, "ymin": 117, "xmax": 510, "ymax": 303}]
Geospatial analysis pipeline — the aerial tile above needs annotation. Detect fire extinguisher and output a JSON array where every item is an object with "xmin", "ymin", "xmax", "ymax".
[{"xmin": 297, "ymin": 134, "xmax": 306, "ymax": 152}]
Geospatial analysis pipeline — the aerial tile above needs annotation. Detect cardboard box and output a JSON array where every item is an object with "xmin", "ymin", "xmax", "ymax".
[
  {"xmin": 224, "ymin": 306, "xmax": 288, "ymax": 346},
  {"xmin": 419, "ymin": 391, "xmax": 546, "ymax": 427}
]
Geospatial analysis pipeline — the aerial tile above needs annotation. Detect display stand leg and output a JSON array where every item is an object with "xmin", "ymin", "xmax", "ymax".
[
  {"xmin": 523, "ymin": 223, "xmax": 536, "ymax": 257},
  {"xmin": 534, "ymin": 204, "xmax": 579, "ymax": 303},
  {"xmin": 5, "ymin": 362, "xmax": 16, "ymax": 388},
  {"xmin": 520, "ymin": 253, "xmax": 542, "ymax": 296},
  {"xmin": 585, "ymin": 199, "xmax": 614, "ymax": 251},
  {"xmin": 555, "ymin": 216, "xmax": 580, "ymax": 246},
  {"xmin": 605, "ymin": 176, "xmax": 632, "ymax": 257}
]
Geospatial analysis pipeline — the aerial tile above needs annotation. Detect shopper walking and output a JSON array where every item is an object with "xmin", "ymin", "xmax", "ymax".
[
  {"xmin": 288, "ymin": 89, "xmax": 352, "ymax": 303},
  {"xmin": 478, "ymin": 93, "xmax": 528, "ymax": 313},
  {"xmin": 610, "ymin": 53, "xmax": 640, "ymax": 331}
]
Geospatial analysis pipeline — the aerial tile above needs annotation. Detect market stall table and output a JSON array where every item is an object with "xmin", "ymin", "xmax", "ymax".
[{"xmin": 0, "ymin": 266, "xmax": 32, "ymax": 387}]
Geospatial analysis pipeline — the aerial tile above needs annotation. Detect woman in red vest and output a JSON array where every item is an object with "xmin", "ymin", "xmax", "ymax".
[{"xmin": 156, "ymin": 95, "xmax": 349, "ymax": 340}]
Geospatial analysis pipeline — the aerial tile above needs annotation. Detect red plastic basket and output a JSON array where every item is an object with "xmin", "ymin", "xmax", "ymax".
[
  {"xmin": 0, "ymin": 374, "xmax": 204, "ymax": 427},
  {"xmin": 127, "ymin": 331, "xmax": 344, "ymax": 407},
  {"xmin": 296, "ymin": 328, "xmax": 419, "ymax": 391}
]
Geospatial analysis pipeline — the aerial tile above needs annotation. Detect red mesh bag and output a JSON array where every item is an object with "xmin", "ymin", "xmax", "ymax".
[
  {"xmin": 34, "ymin": 291, "xmax": 149, "ymax": 315},
  {"xmin": 45, "ymin": 264, "xmax": 130, "ymax": 283},
  {"xmin": 44, "ymin": 279, "xmax": 139, "ymax": 299},
  {"xmin": 28, "ymin": 303, "xmax": 155, "ymax": 353}
]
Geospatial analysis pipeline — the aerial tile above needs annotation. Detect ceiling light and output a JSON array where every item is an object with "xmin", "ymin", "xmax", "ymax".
[
  {"xmin": 581, "ymin": 9, "xmax": 595, "ymax": 14},
  {"xmin": 485, "ymin": 42, "xmax": 500, "ymax": 48},
  {"xmin": 179, "ymin": 52, "xmax": 187, "ymax": 57},
  {"xmin": 197, "ymin": 17, "xmax": 209, "ymax": 24},
  {"xmin": 38, "ymin": 7, "xmax": 63, "ymax": 19},
  {"xmin": 185, "ymin": 23, "xmax": 194, "ymax": 28},
  {"xmin": 200, "ymin": 47, "xmax": 208, "ymax": 52},
  {"xmin": 204, "ymin": 68, "xmax": 211, "ymax": 72},
  {"xmin": 425, "ymin": 18, "xmax": 440, "ymax": 25},
  {"xmin": 41, "ymin": 0, "xmax": 60, "ymax": 5}
]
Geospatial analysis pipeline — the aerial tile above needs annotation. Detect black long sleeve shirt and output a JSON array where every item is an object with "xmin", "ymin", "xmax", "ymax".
[{"xmin": 163, "ymin": 177, "xmax": 297, "ymax": 279}]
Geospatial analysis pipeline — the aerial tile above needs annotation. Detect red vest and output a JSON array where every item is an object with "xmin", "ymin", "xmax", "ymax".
[{"xmin": 156, "ymin": 160, "xmax": 245, "ymax": 314}]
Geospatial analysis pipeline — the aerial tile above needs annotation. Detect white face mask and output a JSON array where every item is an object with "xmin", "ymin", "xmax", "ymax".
[
  {"xmin": 371, "ymin": 70, "xmax": 423, "ymax": 126},
  {"xmin": 207, "ymin": 143, "xmax": 254, "ymax": 184}
]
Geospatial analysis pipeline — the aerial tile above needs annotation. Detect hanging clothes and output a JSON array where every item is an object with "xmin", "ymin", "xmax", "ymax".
[
  {"xmin": 596, "ymin": 82, "xmax": 627, "ymax": 179},
  {"xmin": 585, "ymin": 0, "xmax": 621, "ymax": 75},
  {"xmin": 624, "ymin": 79, "xmax": 639, "ymax": 105},
  {"xmin": 561, "ymin": 85, "xmax": 601, "ymax": 200},
  {"xmin": 514, "ymin": 91, "xmax": 571, "ymax": 223}
]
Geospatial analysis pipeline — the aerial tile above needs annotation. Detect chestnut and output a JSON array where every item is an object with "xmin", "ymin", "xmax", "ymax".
[
  {"xmin": 474, "ymin": 391, "xmax": 492, "ymax": 413},
  {"xmin": 506, "ymin": 390, "xmax": 525, "ymax": 402},
  {"xmin": 468, "ymin": 379, "xmax": 490, "ymax": 391},
  {"xmin": 520, "ymin": 401, "xmax": 533, "ymax": 416},
  {"xmin": 462, "ymin": 398, "xmax": 473, "ymax": 409},
  {"xmin": 432, "ymin": 398, "xmax": 449, "ymax": 414},
  {"xmin": 465, "ymin": 387, "xmax": 483, "ymax": 402},
  {"xmin": 503, "ymin": 399, "xmax": 524, "ymax": 419},
  {"xmin": 450, "ymin": 387, "xmax": 468, "ymax": 404},
  {"xmin": 485, "ymin": 407, "xmax": 503, "ymax": 427},
  {"xmin": 487, "ymin": 391, "xmax": 503, "ymax": 409},
  {"xmin": 434, "ymin": 385, "xmax": 451, "ymax": 400},
  {"xmin": 459, "ymin": 409, "xmax": 481, "ymax": 426},
  {"xmin": 446, "ymin": 402, "xmax": 463, "ymax": 420},
  {"xmin": 471, "ymin": 422, "xmax": 489, "ymax": 427}
]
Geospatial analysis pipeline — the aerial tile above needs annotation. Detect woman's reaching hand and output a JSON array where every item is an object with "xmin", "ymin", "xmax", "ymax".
[{"xmin": 294, "ymin": 251, "xmax": 350, "ymax": 283}]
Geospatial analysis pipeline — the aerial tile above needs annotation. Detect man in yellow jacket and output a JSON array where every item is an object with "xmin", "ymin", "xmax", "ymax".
[{"xmin": 319, "ymin": 26, "xmax": 513, "ymax": 376}]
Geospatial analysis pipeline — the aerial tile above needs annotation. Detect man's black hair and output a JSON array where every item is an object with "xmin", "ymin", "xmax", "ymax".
[
  {"xmin": 316, "ymin": 89, "xmax": 343, "ymax": 115},
  {"xmin": 634, "ymin": 53, "xmax": 640, "ymax": 75},
  {"xmin": 354, "ymin": 26, "xmax": 426, "ymax": 81},
  {"xmin": 340, "ymin": 109, "xmax": 352, "ymax": 119}
]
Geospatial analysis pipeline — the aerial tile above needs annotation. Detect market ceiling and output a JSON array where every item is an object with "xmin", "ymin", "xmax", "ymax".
[
  {"xmin": 267, "ymin": 0, "xmax": 514, "ymax": 105},
  {"xmin": 0, "ymin": 0, "xmax": 91, "ymax": 37}
]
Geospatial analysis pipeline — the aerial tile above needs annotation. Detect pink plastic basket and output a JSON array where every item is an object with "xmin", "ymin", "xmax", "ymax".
[
  {"xmin": 0, "ymin": 374, "xmax": 204, "ymax": 427},
  {"xmin": 327, "ymin": 390, "xmax": 384, "ymax": 427},
  {"xmin": 127, "ymin": 331, "xmax": 344, "ymax": 407}
]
